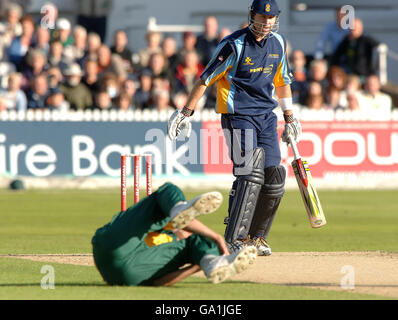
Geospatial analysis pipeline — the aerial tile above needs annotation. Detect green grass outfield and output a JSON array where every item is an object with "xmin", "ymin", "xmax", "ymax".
[{"xmin": 0, "ymin": 188, "xmax": 397, "ymax": 300}]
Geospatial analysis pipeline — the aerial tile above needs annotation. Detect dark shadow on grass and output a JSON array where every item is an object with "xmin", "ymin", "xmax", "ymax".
[
  {"xmin": 0, "ymin": 283, "xmax": 106, "ymax": 287},
  {"xmin": 178, "ymin": 280, "xmax": 256, "ymax": 285},
  {"xmin": 0, "ymin": 279, "xmax": 257, "ymax": 288},
  {"xmin": 283, "ymin": 283, "xmax": 398, "ymax": 288}
]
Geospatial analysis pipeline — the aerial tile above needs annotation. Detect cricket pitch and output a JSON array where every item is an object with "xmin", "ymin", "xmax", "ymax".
[{"xmin": 2, "ymin": 251, "xmax": 397, "ymax": 299}]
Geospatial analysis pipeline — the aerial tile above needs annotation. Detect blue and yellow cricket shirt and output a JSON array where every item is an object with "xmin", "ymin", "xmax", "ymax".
[{"xmin": 200, "ymin": 27, "xmax": 294, "ymax": 115}]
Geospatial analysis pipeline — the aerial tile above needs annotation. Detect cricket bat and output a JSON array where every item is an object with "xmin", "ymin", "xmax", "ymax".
[{"xmin": 288, "ymin": 138, "xmax": 326, "ymax": 228}]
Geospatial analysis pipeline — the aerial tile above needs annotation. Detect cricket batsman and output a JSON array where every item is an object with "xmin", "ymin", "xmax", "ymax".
[
  {"xmin": 168, "ymin": 0, "xmax": 302, "ymax": 255},
  {"xmin": 92, "ymin": 183, "xmax": 257, "ymax": 286}
]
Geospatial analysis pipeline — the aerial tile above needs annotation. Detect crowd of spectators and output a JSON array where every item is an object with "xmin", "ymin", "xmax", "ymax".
[
  {"xmin": 290, "ymin": 7, "xmax": 396, "ymax": 115},
  {"xmin": 0, "ymin": 3, "xmax": 222, "ymax": 113},
  {"xmin": 0, "ymin": 2, "xmax": 396, "ymax": 115}
]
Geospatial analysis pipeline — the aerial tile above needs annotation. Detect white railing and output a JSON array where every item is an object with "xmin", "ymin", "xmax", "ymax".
[
  {"xmin": 378, "ymin": 43, "xmax": 398, "ymax": 86},
  {"xmin": 378, "ymin": 44, "xmax": 388, "ymax": 85},
  {"xmin": 147, "ymin": 17, "xmax": 204, "ymax": 33},
  {"xmin": 1, "ymin": 108, "xmax": 398, "ymax": 122}
]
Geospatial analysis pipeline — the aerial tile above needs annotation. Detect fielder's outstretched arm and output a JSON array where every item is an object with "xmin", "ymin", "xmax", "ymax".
[
  {"xmin": 183, "ymin": 219, "xmax": 230, "ymax": 256},
  {"xmin": 152, "ymin": 219, "xmax": 228, "ymax": 286}
]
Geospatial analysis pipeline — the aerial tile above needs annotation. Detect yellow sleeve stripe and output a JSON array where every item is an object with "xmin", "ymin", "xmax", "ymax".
[
  {"xmin": 273, "ymin": 61, "xmax": 286, "ymax": 87},
  {"xmin": 216, "ymin": 75, "xmax": 232, "ymax": 113}
]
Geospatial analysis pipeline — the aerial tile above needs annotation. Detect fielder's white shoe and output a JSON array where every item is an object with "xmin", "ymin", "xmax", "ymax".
[
  {"xmin": 200, "ymin": 246, "xmax": 257, "ymax": 284},
  {"xmin": 170, "ymin": 192, "xmax": 223, "ymax": 229}
]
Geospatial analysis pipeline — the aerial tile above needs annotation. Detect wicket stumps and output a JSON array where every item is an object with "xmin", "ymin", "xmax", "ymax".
[{"xmin": 121, "ymin": 154, "xmax": 152, "ymax": 211}]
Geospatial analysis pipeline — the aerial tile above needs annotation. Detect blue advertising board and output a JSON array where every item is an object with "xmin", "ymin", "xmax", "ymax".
[{"xmin": 0, "ymin": 121, "xmax": 207, "ymax": 177}]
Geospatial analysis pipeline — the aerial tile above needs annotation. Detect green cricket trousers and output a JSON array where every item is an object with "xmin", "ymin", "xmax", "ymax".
[{"xmin": 91, "ymin": 182, "xmax": 219, "ymax": 286}]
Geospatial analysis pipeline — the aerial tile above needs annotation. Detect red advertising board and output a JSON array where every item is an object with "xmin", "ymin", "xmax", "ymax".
[{"xmin": 202, "ymin": 120, "xmax": 398, "ymax": 178}]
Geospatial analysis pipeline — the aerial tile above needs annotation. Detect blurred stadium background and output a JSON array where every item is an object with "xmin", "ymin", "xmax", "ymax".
[{"xmin": 0, "ymin": 0, "xmax": 398, "ymax": 192}]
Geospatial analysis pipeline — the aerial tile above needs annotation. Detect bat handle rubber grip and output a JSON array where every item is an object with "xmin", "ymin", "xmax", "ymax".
[{"xmin": 289, "ymin": 138, "xmax": 301, "ymax": 160}]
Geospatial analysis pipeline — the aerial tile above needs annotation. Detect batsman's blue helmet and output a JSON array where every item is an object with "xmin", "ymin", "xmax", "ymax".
[
  {"xmin": 248, "ymin": 0, "xmax": 280, "ymax": 38},
  {"xmin": 250, "ymin": 0, "xmax": 280, "ymax": 17}
]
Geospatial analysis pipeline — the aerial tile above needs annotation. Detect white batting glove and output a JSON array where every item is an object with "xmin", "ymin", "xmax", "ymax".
[
  {"xmin": 167, "ymin": 107, "xmax": 193, "ymax": 140},
  {"xmin": 281, "ymin": 114, "xmax": 302, "ymax": 144}
]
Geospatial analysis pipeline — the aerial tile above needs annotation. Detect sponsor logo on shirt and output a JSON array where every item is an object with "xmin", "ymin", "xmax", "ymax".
[
  {"xmin": 269, "ymin": 53, "xmax": 279, "ymax": 58},
  {"xmin": 250, "ymin": 67, "xmax": 263, "ymax": 73},
  {"xmin": 249, "ymin": 64, "xmax": 274, "ymax": 77},
  {"xmin": 244, "ymin": 57, "xmax": 254, "ymax": 65},
  {"xmin": 263, "ymin": 64, "xmax": 274, "ymax": 77}
]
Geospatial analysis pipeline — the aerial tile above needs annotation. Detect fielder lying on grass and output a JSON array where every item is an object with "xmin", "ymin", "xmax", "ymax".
[{"xmin": 91, "ymin": 182, "xmax": 257, "ymax": 286}]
